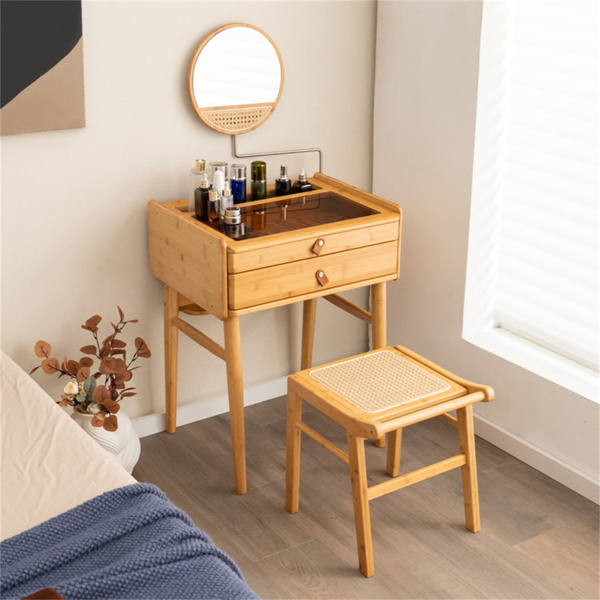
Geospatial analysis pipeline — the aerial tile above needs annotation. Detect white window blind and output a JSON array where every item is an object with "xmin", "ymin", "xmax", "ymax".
[{"xmin": 468, "ymin": 0, "xmax": 599, "ymax": 377}]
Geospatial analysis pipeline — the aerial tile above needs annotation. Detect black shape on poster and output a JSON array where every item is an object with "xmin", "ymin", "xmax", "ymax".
[{"xmin": 1, "ymin": 0, "xmax": 82, "ymax": 108}]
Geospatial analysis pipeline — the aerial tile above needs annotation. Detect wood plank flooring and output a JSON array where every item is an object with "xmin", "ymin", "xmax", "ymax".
[{"xmin": 133, "ymin": 396, "xmax": 599, "ymax": 599}]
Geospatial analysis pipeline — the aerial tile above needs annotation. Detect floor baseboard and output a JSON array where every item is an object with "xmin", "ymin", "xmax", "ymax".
[
  {"xmin": 474, "ymin": 413, "xmax": 599, "ymax": 505},
  {"xmin": 132, "ymin": 376, "xmax": 288, "ymax": 439}
]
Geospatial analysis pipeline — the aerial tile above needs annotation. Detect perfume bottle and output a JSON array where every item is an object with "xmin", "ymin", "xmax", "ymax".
[
  {"xmin": 189, "ymin": 159, "xmax": 206, "ymax": 212},
  {"xmin": 221, "ymin": 180, "xmax": 233, "ymax": 216},
  {"xmin": 231, "ymin": 164, "xmax": 247, "ymax": 204},
  {"xmin": 207, "ymin": 189, "xmax": 221, "ymax": 223},
  {"xmin": 292, "ymin": 168, "xmax": 313, "ymax": 193},
  {"xmin": 194, "ymin": 172, "xmax": 210, "ymax": 221},
  {"xmin": 251, "ymin": 161, "xmax": 267, "ymax": 201},
  {"xmin": 275, "ymin": 164, "xmax": 291, "ymax": 196}
]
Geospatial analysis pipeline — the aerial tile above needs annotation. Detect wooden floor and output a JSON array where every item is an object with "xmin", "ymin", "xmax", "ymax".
[{"xmin": 133, "ymin": 396, "xmax": 599, "ymax": 600}]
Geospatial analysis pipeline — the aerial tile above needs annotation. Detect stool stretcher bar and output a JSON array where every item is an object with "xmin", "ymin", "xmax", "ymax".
[
  {"xmin": 297, "ymin": 422, "xmax": 350, "ymax": 465},
  {"xmin": 438, "ymin": 412, "xmax": 458, "ymax": 428},
  {"xmin": 367, "ymin": 454, "xmax": 467, "ymax": 501}
]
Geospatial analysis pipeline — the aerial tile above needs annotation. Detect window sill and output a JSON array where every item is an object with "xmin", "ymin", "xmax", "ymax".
[{"xmin": 464, "ymin": 326, "xmax": 599, "ymax": 403}]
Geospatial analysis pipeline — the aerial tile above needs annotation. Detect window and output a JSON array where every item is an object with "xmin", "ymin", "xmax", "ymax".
[{"xmin": 464, "ymin": 0, "xmax": 599, "ymax": 400}]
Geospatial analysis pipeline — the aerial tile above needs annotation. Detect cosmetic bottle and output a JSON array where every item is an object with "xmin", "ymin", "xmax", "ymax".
[
  {"xmin": 223, "ymin": 206, "xmax": 245, "ymax": 240},
  {"xmin": 275, "ymin": 164, "xmax": 292, "ymax": 196},
  {"xmin": 250, "ymin": 161, "xmax": 267, "ymax": 201},
  {"xmin": 209, "ymin": 161, "xmax": 228, "ymax": 184},
  {"xmin": 212, "ymin": 169, "xmax": 225, "ymax": 200},
  {"xmin": 194, "ymin": 172, "xmax": 210, "ymax": 221},
  {"xmin": 231, "ymin": 164, "xmax": 247, "ymax": 204},
  {"xmin": 188, "ymin": 159, "xmax": 206, "ymax": 212},
  {"xmin": 221, "ymin": 180, "xmax": 233, "ymax": 216},
  {"xmin": 207, "ymin": 189, "xmax": 221, "ymax": 223},
  {"xmin": 292, "ymin": 168, "xmax": 313, "ymax": 193}
]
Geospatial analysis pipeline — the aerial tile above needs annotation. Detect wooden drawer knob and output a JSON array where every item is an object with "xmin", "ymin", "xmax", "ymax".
[
  {"xmin": 311, "ymin": 238, "xmax": 325, "ymax": 256},
  {"xmin": 316, "ymin": 270, "xmax": 329, "ymax": 286}
]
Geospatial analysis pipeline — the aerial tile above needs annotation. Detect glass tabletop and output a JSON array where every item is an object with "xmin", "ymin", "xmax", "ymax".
[{"xmin": 219, "ymin": 191, "xmax": 378, "ymax": 240}]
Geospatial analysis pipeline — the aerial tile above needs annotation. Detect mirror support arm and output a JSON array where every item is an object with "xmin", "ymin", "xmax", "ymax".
[{"xmin": 232, "ymin": 135, "xmax": 323, "ymax": 173}]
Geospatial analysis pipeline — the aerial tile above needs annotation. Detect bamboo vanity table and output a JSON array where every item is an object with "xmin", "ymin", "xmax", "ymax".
[
  {"xmin": 148, "ymin": 173, "xmax": 401, "ymax": 494},
  {"xmin": 148, "ymin": 23, "xmax": 401, "ymax": 494}
]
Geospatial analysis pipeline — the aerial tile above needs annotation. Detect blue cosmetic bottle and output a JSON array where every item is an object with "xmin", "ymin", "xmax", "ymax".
[{"xmin": 231, "ymin": 164, "xmax": 247, "ymax": 204}]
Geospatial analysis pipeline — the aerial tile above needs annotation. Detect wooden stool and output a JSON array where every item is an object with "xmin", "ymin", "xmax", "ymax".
[{"xmin": 285, "ymin": 345, "xmax": 494, "ymax": 577}]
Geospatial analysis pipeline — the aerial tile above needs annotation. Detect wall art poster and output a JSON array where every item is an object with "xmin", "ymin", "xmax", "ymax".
[{"xmin": 1, "ymin": 0, "xmax": 86, "ymax": 136}]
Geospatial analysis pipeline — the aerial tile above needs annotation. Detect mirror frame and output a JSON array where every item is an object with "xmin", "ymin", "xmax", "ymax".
[{"xmin": 188, "ymin": 23, "xmax": 284, "ymax": 135}]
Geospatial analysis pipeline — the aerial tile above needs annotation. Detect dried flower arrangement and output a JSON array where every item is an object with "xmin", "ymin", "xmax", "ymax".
[{"xmin": 31, "ymin": 307, "xmax": 151, "ymax": 431}]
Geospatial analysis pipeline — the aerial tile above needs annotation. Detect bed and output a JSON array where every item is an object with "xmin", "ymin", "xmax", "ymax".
[{"xmin": 0, "ymin": 352, "xmax": 258, "ymax": 599}]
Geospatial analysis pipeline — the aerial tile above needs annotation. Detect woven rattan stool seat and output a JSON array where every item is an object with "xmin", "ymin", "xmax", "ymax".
[{"xmin": 309, "ymin": 350, "xmax": 451, "ymax": 413}]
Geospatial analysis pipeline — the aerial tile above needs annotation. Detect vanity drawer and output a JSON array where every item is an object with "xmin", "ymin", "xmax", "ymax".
[
  {"xmin": 228, "ymin": 240, "xmax": 398, "ymax": 310},
  {"xmin": 228, "ymin": 220, "xmax": 399, "ymax": 274}
]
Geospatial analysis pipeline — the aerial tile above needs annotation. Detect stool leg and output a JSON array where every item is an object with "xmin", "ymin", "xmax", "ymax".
[
  {"xmin": 285, "ymin": 391, "xmax": 303, "ymax": 514},
  {"xmin": 386, "ymin": 428, "xmax": 402, "ymax": 477},
  {"xmin": 347, "ymin": 433, "xmax": 375, "ymax": 577},
  {"xmin": 457, "ymin": 404, "xmax": 481, "ymax": 532}
]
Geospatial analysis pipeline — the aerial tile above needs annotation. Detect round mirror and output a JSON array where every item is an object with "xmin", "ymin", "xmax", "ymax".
[{"xmin": 188, "ymin": 23, "xmax": 284, "ymax": 135}]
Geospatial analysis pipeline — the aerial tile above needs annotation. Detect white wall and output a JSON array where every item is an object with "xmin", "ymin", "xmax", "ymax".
[
  {"xmin": 373, "ymin": 0, "xmax": 599, "ymax": 502},
  {"xmin": 1, "ymin": 1, "xmax": 377, "ymax": 419}
]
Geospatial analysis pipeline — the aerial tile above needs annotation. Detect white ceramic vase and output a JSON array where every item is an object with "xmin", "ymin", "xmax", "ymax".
[{"xmin": 71, "ymin": 410, "xmax": 141, "ymax": 474}]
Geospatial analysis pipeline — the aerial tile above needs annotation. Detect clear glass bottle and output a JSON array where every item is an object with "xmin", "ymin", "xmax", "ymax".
[
  {"xmin": 251, "ymin": 161, "xmax": 267, "ymax": 201},
  {"xmin": 231, "ymin": 164, "xmax": 247, "ymax": 204},
  {"xmin": 209, "ymin": 161, "xmax": 228, "ymax": 185},
  {"xmin": 207, "ymin": 189, "xmax": 221, "ymax": 223},
  {"xmin": 221, "ymin": 180, "xmax": 233, "ymax": 216},
  {"xmin": 292, "ymin": 168, "xmax": 313, "ymax": 193},
  {"xmin": 188, "ymin": 159, "xmax": 206, "ymax": 212},
  {"xmin": 275, "ymin": 164, "xmax": 292, "ymax": 196}
]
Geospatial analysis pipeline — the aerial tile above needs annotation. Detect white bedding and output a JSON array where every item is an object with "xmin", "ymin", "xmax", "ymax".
[{"xmin": 1, "ymin": 352, "xmax": 135, "ymax": 541}]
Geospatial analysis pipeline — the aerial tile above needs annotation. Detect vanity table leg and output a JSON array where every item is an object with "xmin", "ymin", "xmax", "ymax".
[
  {"xmin": 371, "ymin": 282, "xmax": 387, "ymax": 448},
  {"xmin": 371, "ymin": 282, "xmax": 387, "ymax": 349},
  {"xmin": 224, "ymin": 314, "xmax": 247, "ymax": 495},
  {"xmin": 164, "ymin": 284, "xmax": 179, "ymax": 434},
  {"xmin": 301, "ymin": 298, "xmax": 318, "ymax": 370}
]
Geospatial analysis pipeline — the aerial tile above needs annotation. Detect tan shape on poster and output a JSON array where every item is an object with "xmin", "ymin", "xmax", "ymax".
[{"xmin": 1, "ymin": 38, "xmax": 86, "ymax": 136}]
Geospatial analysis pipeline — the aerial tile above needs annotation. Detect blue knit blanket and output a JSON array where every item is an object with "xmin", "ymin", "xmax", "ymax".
[{"xmin": 0, "ymin": 483, "xmax": 258, "ymax": 599}]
